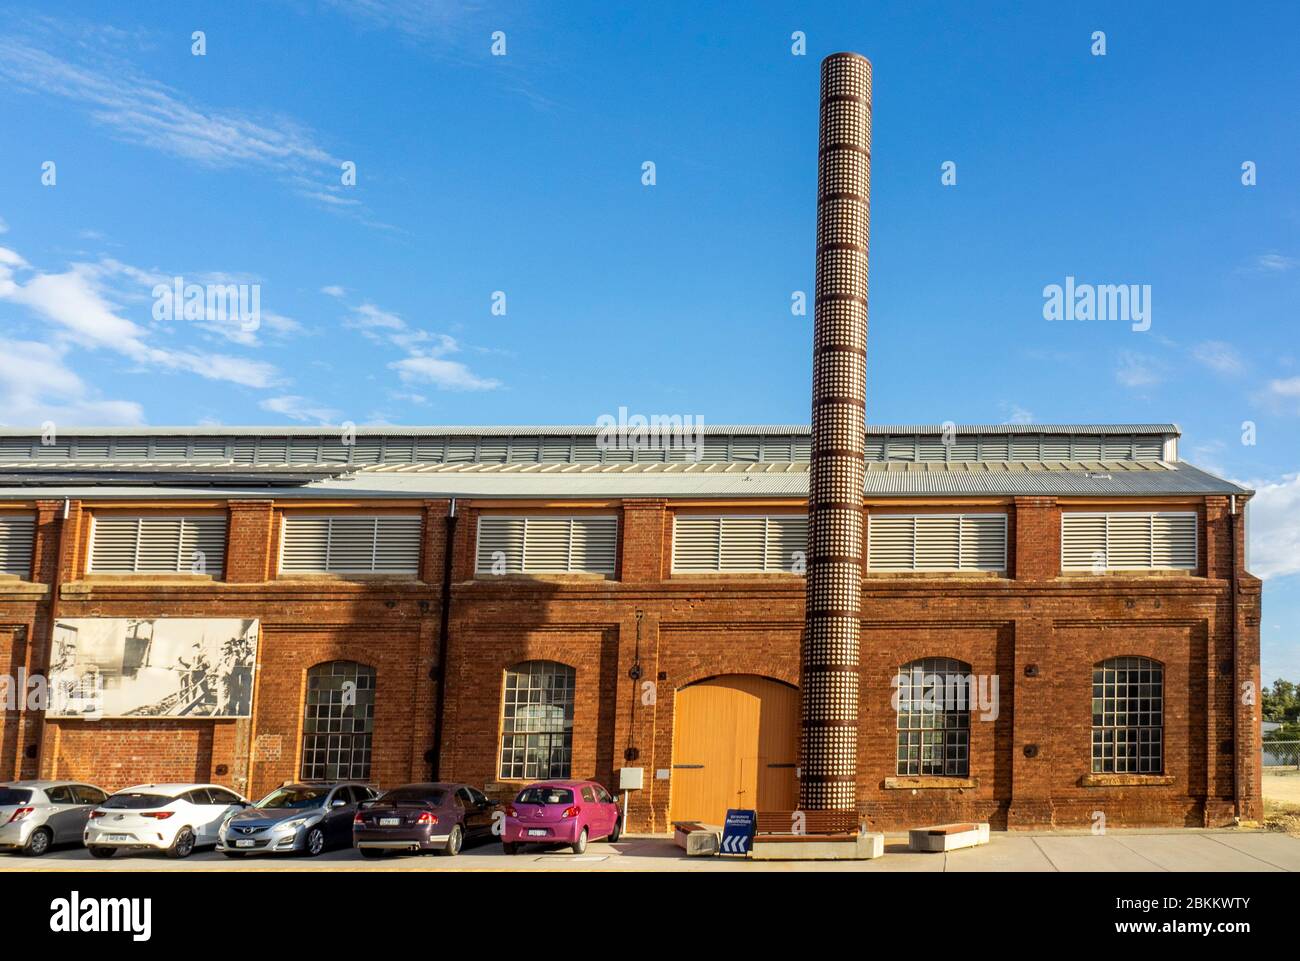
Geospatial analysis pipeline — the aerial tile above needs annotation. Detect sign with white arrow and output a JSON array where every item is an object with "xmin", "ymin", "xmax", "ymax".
[{"xmin": 720, "ymin": 809, "xmax": 756, "ymax": 856}]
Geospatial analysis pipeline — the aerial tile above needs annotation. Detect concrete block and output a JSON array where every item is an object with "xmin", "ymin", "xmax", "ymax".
[
  {"xmin": 749, "ymin": 832, "xmax": 885, "ymax": 861},
  {"xmin": 908, "ymin": 822, "xmax": 990, "ymax": 852},
  {"xmin": 674, "ymin": 826, "xmax": 719, "ymax": 856}
]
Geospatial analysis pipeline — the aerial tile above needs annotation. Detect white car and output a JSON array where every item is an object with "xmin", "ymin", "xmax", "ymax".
[{"xmin": 84, "ymin": 783, "xmax": 249, "ymax": 859}]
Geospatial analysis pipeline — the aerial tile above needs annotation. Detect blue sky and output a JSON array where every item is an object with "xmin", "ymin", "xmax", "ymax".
[{"xmin": 0, "ymin": 1, "xmax": 1297, "ymax": 679}]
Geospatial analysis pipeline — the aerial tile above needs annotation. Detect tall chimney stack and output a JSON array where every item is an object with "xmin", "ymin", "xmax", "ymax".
[{"xmin": 801, "ymin": 52, "xmax": 870, "ymax": 812}]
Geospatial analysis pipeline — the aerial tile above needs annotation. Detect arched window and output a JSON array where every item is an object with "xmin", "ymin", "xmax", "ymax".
[
  {"xmin": 895, "ymin": 657, "xmax": 971, "ymax": 776},
  {"xmin": 500, "ymin": 661, "xmax": 575, "ymax": 780},
  {"xmin": 301, "ymin": 661, "xmax": 375, "ymax": 781},
  {"xmin": 1092, "ymin": 656, "xmax": 1163, "ymax": 773}
]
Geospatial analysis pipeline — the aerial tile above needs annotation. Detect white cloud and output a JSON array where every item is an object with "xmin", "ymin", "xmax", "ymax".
[
  {"xmin": 321, "ymin": 285, "xmax": 346, "ymax": 298},
  {"xmin": 1246, "ymin": 473, "xmax": 1300, "ymax": 580},
  {"xmin": 0, "ymin": 215, "xmax": 8, "ymax": 234},
  {"xmin": 0, "ymin": 32, "xmax": 352, "ymax": 213},
  {"xmin": 1000, "ymin": 403, "xmax": 1034, "ymax": 425},
  {"xmin": 1258, "ymin": 376, "xmax": 1300, "ymax": 415},
  {"xmin": 1115, "ymin": 350, "xmax": 1161, "ymax": 388},
  {"xmin": 0, "ymin": 242, "xmax": 279, "ymax": 389},
  {"xmin": 1192, "ymin": 340, "xmax": 1245, "ymax": 376},
  {"xmin": 347, "ymin": 302, "xmax": 407, "ymax": 331},
  {"xmin": 390, "ymin": 352, "xmax": 500, "ymax": 391},
  {"xmin": 1253, "ymin": 252, "xmax": 1299, "ymax": 273},
  {"xmin": 320, "ymin": 0, "xmax": 474, "ymax": 40},
  {"xmin": 332, "ymin": 294, "xmax": 502, "ymax": 391},
  {"xmin": 0, "ymin": 338, "xmax": 143, "ymax": 425},
  {"xmin": 259, "ymin": 395, "xmax": 341, "ymax": 424}
]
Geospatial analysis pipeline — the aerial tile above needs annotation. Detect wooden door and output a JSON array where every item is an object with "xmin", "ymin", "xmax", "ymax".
[{"xmin": 669, "ymin": 675, "xmax": 798, "ymax": 826}]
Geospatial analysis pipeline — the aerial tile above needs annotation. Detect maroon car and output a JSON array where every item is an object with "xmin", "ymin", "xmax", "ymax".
[
  {"xmin": 502, "ymin": 780, "xmax": 622, "ymax": 855},
  {"xmin": 352, "ymin": 783, "xmax": 498, "ymax": 858}
]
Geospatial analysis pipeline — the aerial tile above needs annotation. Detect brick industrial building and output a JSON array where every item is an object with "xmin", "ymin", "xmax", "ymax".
[
  {"xmin": 0, "ymin": 53, "xmax": 1263, "ymax": 835},
  {"xmin": 0, "ymin": 423, "xmax": 1263, "ymax": 831}
]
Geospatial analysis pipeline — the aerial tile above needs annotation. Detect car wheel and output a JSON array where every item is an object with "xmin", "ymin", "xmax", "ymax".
[
  {"xmin": 88, "ymin": 846, "xmax": 115, "ymax": 859},
  {"xmin": 572, "ymin": 828, "xmax": 588, "ymax": 855},
  {"xmin": 304, "ymin": 827, "xmax": 326, "ymax": 857},
  {"xmin": 23, "ymin": 827, "xmax": 52, "ymax": 857},
  {"xmin": 608, "ymin": 815, "xmax": 622, "ymax": 843},
  {"xmin": 440, "ymin": 824, "xmax": 463, "ymax": 857},
  {"xmin": 359, "ymin": 848, "xmax": 386, "ymax": 859},
  {"xmin": 166, "ymin": 827, "xmax": 196, "ymax": 859},
  {"xmin": 502, "ymin": 842, "xmax": 518, "ymax": 855}
]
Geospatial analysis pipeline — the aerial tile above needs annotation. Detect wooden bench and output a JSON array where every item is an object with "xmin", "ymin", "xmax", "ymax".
[{"xmin": 756, "ymin": 810, "xmax": 860, "ymax": 839}]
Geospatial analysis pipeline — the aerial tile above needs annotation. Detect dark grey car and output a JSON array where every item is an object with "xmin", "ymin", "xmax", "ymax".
[
  {"xmin": 0, "ymin": 781, "xmax": 110, "ymax": 856},
  {"xmin": 216, "ymin": 782, "xmax": 378, "ymax": 857}
]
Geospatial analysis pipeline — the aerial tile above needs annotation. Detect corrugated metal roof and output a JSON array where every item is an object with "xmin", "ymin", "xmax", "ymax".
[{"xmin": 0, "ymin": 461, "xmax": 1248, "ymax": 499}]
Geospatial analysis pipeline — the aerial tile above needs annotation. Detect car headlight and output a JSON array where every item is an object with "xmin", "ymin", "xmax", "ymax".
[{"xmin": 280, "ymin": 816, "xmax": 318, "ymax": 832}]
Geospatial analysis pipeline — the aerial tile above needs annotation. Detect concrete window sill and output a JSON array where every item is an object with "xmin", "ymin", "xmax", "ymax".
[
  {"xmin": 884, "ymin": 776, "xmax": 979, "ymax": 790},
  {"xmin": 1079, "ymin": 773, "xmax": 1175, "ymax": 787}
]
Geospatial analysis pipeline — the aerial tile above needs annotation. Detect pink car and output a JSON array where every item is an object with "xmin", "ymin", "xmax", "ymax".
[{"xmin": 502, "ymin": 780, "xmax": 622, "ymax": 855}]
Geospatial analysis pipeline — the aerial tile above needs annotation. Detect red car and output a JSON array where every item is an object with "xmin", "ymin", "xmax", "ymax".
[{"xmin": 502, "ymin": 780, "xmax": 621, "ymax": 855}]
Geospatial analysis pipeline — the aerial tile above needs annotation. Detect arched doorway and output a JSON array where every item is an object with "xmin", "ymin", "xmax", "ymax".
[{"xmin": 668, "ymin": 675, "xmax": 799, "ymax": 825}]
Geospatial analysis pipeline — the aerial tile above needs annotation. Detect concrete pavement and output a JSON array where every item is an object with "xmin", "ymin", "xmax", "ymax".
[{"xmin": 4, "ymin": 828, "xmax": 1299, "ymax": 872}]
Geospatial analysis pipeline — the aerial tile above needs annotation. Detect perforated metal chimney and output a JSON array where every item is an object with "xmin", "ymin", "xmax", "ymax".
[{"xmin": 801, "ymin": 52, "xmax": 871, "ymax": 812}]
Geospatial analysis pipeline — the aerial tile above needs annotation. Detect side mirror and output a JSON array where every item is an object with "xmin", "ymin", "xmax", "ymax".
[{"xmin": 331, "ymin": 798, "xmax": 347, "ymax": 808}]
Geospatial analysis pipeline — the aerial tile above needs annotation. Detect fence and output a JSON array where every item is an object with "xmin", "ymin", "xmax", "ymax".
[{"xmin": 1263, "ymin": 740, "xmax": 1300, "ymax": 768}]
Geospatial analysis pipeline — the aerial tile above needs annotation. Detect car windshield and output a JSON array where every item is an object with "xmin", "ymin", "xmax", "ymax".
[
  {"xmin": 378, "ymin": 788, "xmax": 445, "ymax": 806},
  {"xmin": 516, "ymin": 787, "xmax": 574, "ymax": 806},
  {"xmin": 0, "ymin": 788, "xmax": 32, "ymax": 805},
  {"xmin": 256, "ymin": 788, "xmax": 328, "ymax": 809},
  {"xmin": 102, "ymin": 792, "xmax": 173, "ymax": 810}
]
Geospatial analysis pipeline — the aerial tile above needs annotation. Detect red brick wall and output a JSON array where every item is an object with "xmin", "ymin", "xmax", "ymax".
[{"xmin": 0, "ymin": 493, "xmax": 1262, "ymax": 832}]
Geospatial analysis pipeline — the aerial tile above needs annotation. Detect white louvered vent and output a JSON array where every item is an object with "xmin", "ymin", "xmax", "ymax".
[
  {"xmin": 671, "ymin": 515, "xmax": 808, "ymax": 574},
  {"xmin": 280, "ymin": 515, "xmax": 422, "ymax": 574},
  {"xmin": 1061, "ymin": 512, "xmax": 1197, "ymax": 571},
  {"xmin": 0, "ymin": 514, "xmax": 36, "ymax": 578},
  {"xmin": 867, "ymin": 514, "xmax": 1007, "ymax": 573},
  {"xmin": 89, "ymin": 515, "xmax": 226, "ymax": 576},
  {"xmin": 475, "ymin": 516, "xmax": 617, "ymax": 575}
]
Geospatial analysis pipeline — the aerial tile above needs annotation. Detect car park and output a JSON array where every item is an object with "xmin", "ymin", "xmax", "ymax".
[
  {"xmin": 0, "ymin": 781, "xmax": 109, "ymax": 857},
  {"xmin": 502, "ymin": 780, "xmax": 621, "ymax": 855},
  {"xmin": 352, "ymin": 782, "xmax": 499, "ymax": 857},
  {"xmin": 218, "ymin": 782, "xmax": 378, "ymax": 857},
  {"xmin": 84, "ymin": 783, "xmax": 249, "ymax": 859}
]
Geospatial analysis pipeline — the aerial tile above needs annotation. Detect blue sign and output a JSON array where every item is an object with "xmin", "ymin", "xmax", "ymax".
[{"xmin": 720, "ymin": 809, "xmax": 756, "ymax": 855}]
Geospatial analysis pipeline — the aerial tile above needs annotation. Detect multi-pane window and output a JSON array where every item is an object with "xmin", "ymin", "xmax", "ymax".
[
  {"xmin": 301, "ymin": 661, "xmax": 375, "ymax": 781},
  {"xmin": 671, "ymin": 514, "xmax": 808, "ymax": 573},
  {"xmin": 280, "ymin": 515, "xmax": 422, "ymax": 574},
  {"xmin": 1062, "ymin": 512, "xmax": 1197, "ymax": 571},
  {"xmin": 88, "ymin": 514, "xmax": 226, "ymax": 576},
  {"xmin": 868, "ymin": 514, "xmax": 1007, "ymax": 572},
  {"xmin": 1092, "ymin": 656, "xmax": 1163, "ymax": 773},
  {"xmin": 499, "ymin": 661, "xmax": 575, "ymax": 780},
  {"xmin": 895, "ymin": 657, "xmax": 971, "ymax": 776},
  {"xmin": 475, "ymin": 516, "xmax": 618, "ymax": 575},
  {"xmin": 0, "ymin": 513, "xmax": 35, "ymax": 578}
]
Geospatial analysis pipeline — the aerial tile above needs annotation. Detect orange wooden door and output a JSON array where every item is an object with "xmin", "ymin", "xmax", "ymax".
[{"xmin": 669, "ymin": 675, "xmax": 799, "ymax": 826}]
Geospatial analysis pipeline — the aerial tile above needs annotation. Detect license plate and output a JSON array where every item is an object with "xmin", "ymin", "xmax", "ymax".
[
  {"xmin": 527, "ymin": 829, "xmax": 548, "ymax": 837},
  {"xmin": 107, "ymin": 834, "xmax": 129, "ymax": 842},
  {"xmin": 380, "ymin": 818, "xmax": 400, "ymax": 826},
  {"xmin": 235, "ymin": 839, "xmax": 255, "ymax": 848}
]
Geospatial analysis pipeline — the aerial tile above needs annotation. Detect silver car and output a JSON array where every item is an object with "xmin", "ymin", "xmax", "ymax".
[
  {"xmin": 217, "ymin": 782, "xmax": 378, "ymax": 857},
  {"xmin": 0, "ymin": 781, "xmax": 109, "ymax": 856}
]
